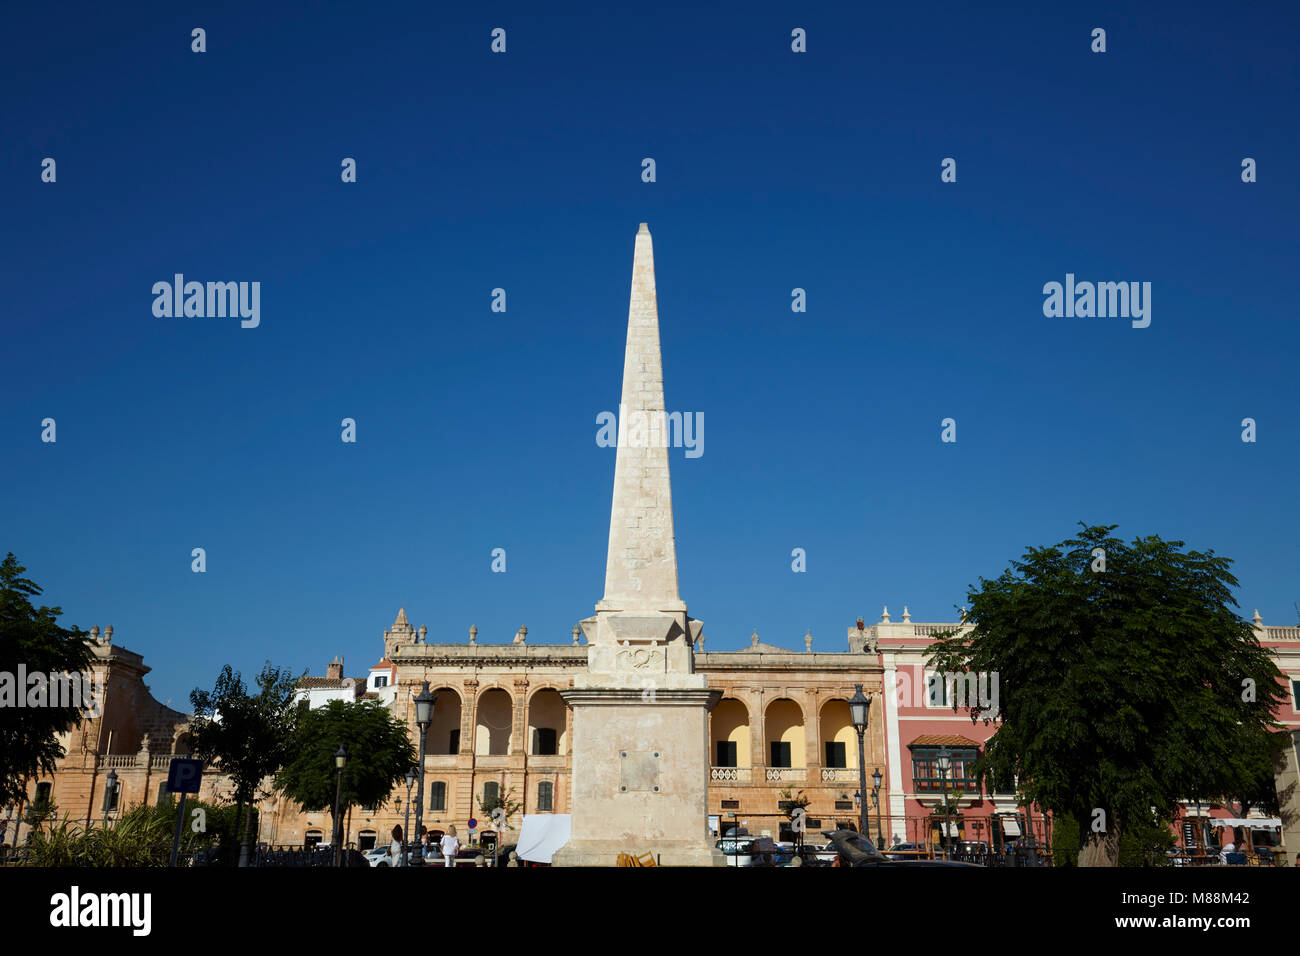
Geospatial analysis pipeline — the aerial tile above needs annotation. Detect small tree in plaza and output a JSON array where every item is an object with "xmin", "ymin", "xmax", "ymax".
[
  {"xmin": 778, "ymin": 787, "xmax": 811, "ymax": 848},
  {"xmin": 189, "ymin": 662, "xmax": 304, "ymax": 866},
  {"xmin": 477, "ymin": 784, "xmax": 523, "ymax": 841},
  {"xmin": 276, "ymin": 699, "xmax": 415, "ymax": 847}
]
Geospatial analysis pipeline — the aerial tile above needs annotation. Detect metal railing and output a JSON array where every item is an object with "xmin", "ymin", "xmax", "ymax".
[{"xmin": 251, "ymin": 843, "xmax": 368, "ymax": 867}]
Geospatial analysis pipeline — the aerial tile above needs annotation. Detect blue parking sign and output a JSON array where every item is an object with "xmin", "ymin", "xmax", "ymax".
[{"xmin": 166, "ymin": 758, "xmax": 203, "ymax": 794}]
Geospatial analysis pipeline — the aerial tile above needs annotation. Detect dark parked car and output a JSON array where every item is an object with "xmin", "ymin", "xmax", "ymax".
[{"xmin": 822, "ymin": 830, "xmax": 981, "ymax": 868}]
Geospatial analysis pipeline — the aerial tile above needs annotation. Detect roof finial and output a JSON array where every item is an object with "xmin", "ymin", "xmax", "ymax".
[
  {"xmin": 751, "ymin": 628, "xmax": 759, "ymax": 647},
  {"xmin": 880, "ymin": 605, "xmax": 891, "ymax": 624},
  {"xmin": 901, "ymin": 606, "xmax": 911, "ymax": 623},
  {"xmin": 468, "ymin": 625, "xmax": 477, "ymax": 645},
  {"xmin": 804, "ymin": 630, "xmax": 813, "ymax": 652}
]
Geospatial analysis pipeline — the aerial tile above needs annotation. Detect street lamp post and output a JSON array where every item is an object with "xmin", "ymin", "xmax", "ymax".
[
  {"xmin": 871, "ymin": 767, "xmax": 884, "ymax": 847},
  {"xmin": 936, "ymin": 746, "xmax": 952, "ymax": 860},
  {"xmin": 333, "ymin": 745, "xmax": 348, "ymax": 868},
  {"xmin": 413, "ymin": 682, "xmax": 437, "ymax": 867},
  {"xmin": 848, "ymin": 684, "xmax": 873, "ymax": 840},
  {"xmin": 403, "ymin": 766, "xmax": 416, "ymax": 861}
]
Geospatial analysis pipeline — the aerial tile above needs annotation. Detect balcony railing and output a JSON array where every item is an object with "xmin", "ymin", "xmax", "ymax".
[
  {"xmin": 764, "ymin": 768, "xmax": 805, "ymax": 782},
  {"xmin": 710, "ymin": 767, "xmax": 752, "ymax": 782},
  {"xmin": 712, "ymin": 767, "xmax": 811, "ymax": 782},
  {"xmin": 820, "ymin": 768, "xmax": 857, "ymax": 782},
  {"xmin": 527, "ymin": 754, "xmax": 566, "ymax": 769}
]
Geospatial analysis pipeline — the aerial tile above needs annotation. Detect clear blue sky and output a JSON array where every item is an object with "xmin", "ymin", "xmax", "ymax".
[{"xmin": 3, "ymin": 2, "xmax": 1297, "ymax": 709}]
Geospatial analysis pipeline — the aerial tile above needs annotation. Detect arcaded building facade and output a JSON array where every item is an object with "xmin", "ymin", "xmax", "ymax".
[{"xmin": 13, "ymin": 608, "xmax": 1298, "ymax": 856}]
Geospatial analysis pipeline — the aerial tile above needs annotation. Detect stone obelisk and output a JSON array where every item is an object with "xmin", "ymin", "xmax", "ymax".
[{"xmin": 553, "ymin": 224, "xmax": 724, "ymax": 867}]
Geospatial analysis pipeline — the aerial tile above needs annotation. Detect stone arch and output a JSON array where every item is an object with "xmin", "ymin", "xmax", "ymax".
[
  {"xmin": 819, "ymin": 698, "xmax": 858, "ymax": 769},
  {"xmin": 475, "ymin": 688, "xmax": 514, "ymax": 755},
  {"xmin": 429, "ymin": 687, "xmax": 462, "ymax": 755},
  {"xmin": 526, "ymin": 688, "xmax": 567, "ymax": 755},
  {"xmin": 710, "ymin": 698, "xmax": 751, "ymax": 767},
  {"xmin": 764, "ymin": 698, "xmax": 805, "ymax": 768}
]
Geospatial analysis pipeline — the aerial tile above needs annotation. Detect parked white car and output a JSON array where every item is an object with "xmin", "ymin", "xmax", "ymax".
[
  {"xmin": 365, "ymin": 847, "xmax": 392, "ymax": 867},
  {"xmin": 806, "ymin": 842, "xmax": 839, "ymax": 864},
  {"xmin": 716, "ymin": 837, "xmax": 753, "ymax": 867}
]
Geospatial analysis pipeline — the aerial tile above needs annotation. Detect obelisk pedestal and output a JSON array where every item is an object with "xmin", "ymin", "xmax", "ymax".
[{"xmin": 553, "ymin": 224, "xmax": 725, "ymax": 867}]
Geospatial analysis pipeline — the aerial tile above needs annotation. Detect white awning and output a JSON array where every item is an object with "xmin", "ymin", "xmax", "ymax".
[
  {"xmin": 940, "ymin": 821, "xmax": 960, "ymax": 837},
  {"xmin": 516, "ymin": 814, "xmax": 571, "ymax": 864},
  {"xmin": 1211, "ymin": 818, "xmax": 1282, "ymax": 830},
  {"xmin": 1001, "ymin": 819, "xmax": 1021, "ymax": 836}
]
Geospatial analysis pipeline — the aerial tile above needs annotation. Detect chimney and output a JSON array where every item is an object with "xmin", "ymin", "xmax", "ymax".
[{"xmin": 326, "ymin": 656, "xmax": 344, "ymax": 680}]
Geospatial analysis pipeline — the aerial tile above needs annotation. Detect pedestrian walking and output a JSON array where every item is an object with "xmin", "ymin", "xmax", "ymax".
[{"xmin": 440, "ymin": 824, "xmax": 460, "ymax": 869}]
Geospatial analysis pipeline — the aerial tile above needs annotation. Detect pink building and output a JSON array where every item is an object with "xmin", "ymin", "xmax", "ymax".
[{"xmin": 876, "ymin": 606, "xmax": 1300, "ymax": 860}]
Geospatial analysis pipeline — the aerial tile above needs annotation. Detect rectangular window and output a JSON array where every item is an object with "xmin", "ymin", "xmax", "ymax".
[
  {"xmin": 449, "ymin": 729, "xmax": 460, "ymax": 755},
  {"xmin": 926, "ymin": 672, "xmax": 950, "ymax": 708},
  {"xmin": 429, "ymin": 781, "xmax": 446, "ymax": 812},
  {"xmin": 770, "ymin": 741, "xmax": 792, "ymax": 768},
  {"xmin": 484, "ymin": 781, "xmax": 500, "ymax": 804},
  {"xmin": 720, "ymin": 799, "xmax": 740, "ymax": 810},
  {"xmin": 824, "ymin": 741, "xmax": 847, "ymax": 768},
  {"xmin": 716, "ymin": 740, "xmax": 737, "ymax": 767},
  {"xmin": 909, "ymin": 746, "xmax": 978, "ymax": 792},
  {"xmin": 537, "ymin": 781, "xmax": 554, "ymax": 812},
  {"xmin": 35, "ymin": 782, "xmax": 52, "ymax": 804},
  {"xmin": 533, "ymin": 727, "xmax": 558, "ymax": 756},
  {"xmin": 1292, "ymin": 679, "xmax": 1300, "ymax": 711},
  {"xmin": 375, "ymin": 675, "xmax": 388, "ymax": 688}
]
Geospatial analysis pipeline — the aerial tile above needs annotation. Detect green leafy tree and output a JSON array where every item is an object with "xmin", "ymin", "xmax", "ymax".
[
  {"xmin": 778, "ymin": 787, "xmax": 811, "ymax": 848},
  {"xmin": 928, "ymin": 524, "xmax": 1285, "ymax": 867},
  {"xmin": 1221, "ymin": 727, "xmax": 1288, "ymax": 819},
  {"xmin": 275, "ymin": 699, "xmax": 415, "ymax": 844},
  {"xmin": 477, "ymin": 785, "xmax": 523, "ymax": 838},
  {"xmin": 189, "ymin": 662, "xmax": 304, "ymax": 866},
  {"xmin": 0, "ymin": 553, "xmax": 94, "ymax": 807}
]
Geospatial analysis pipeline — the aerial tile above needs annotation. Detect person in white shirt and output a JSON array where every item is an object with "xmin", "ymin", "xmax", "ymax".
[{"xmin": 440, "ymin": 825, "xmax": 460, "ymax": 869}]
